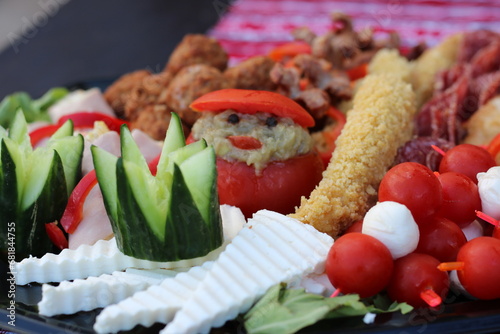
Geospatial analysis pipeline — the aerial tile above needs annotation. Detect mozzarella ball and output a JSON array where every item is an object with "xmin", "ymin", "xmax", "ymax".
[
  {"xmin": 362, "ymin": 201, "xmax": 419, "ymax": 259},
  {"xmin": 477, "ymin": 166, "xmax": 500, "ymax": 221}
]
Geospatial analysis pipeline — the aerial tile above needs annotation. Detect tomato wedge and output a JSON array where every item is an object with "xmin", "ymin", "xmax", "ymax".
[
  {"xmin": 487, "ymin": 132, "xmax": 500, "ymax": 162},
  {"xmin": 189, "ymin": 89, "xmax": 315, "ymax": 128},
  {"xmin": 45, "ymin": 222, "xmax": 69, "ymax": 250},
  {"xmin": 268, "ymin": 41, "xmax": 312, "ymax": 62}
]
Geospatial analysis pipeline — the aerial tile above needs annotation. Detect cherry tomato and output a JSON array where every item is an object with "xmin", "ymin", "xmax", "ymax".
[
  {"xmin": 456, "ymin": 237, "xmax": 500, "ymax": 300},
  {"xmin": 216, "ymin": 152, "xmax": 324, "ymax": 218},
  {"xmin": 439, "ymin": 144, "xmax": 496, "ymax": 184},
  {"xmin": 436, "ymin": 172, "xmax": 482, "ymax": 228},
  {"xmin": 387, "ymin": 253, "xmax": 449, "ymax": 308},
  {"xmin": 416, "ymin": 216, "xmax": 467, "ymax": 262},
  {"xmin": 325, "ymin": 233, "xmax": 394, "ymax": 298},
  {"xmin": 268, "ymin": 41, "xmax": 312, "ymax": 62},
  {"xmin": 378, "ymin": 162, "xmax": 443, "ymax": 222}
]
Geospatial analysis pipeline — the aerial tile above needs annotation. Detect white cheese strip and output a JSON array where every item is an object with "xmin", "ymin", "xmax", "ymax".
[
  {"xmin": 161, "ymin": 210, "xmax": 334, "ymax": 334},
  {"xmin": 14, "ymin": 238, "xmax": 224, "ymax": 285},
  {"xmin": 94, "ymin": 261, "xmax": 213, "ymax": 334},
  {"xmin": 38, "ymin": 269, "xmax": 173, "ymax": 316}
]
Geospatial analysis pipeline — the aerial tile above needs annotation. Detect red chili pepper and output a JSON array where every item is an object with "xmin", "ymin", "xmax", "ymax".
[
  {"xmin": 318, "ymin": 106, "xmax": 347, "ymax": 165},
  {"xmin": 45, "ymin": 222, "xmax": 69, "ymax": 250},
  {"xmin": 190, "ymin": 89, "xmax": 315, "ymax": 128},
  {"xmin": 268, "ymin": 41, "xmax": 312, "ymax": 62},
  {"xmin": 346, "ymin": 63, "xmax": 368, "ymax": 81},
  {"xmin": 227, "ymin": 135, "xmax": 263, "ymax": 150}
]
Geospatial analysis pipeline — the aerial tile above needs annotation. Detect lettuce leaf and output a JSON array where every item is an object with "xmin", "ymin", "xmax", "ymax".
[{"xmin": 243, "ymin": 283, "xmax": 413, "ymax": 334}]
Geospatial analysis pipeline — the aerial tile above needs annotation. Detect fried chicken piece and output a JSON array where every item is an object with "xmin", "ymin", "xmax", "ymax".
[
  {"xmin": 103, "ymin": 70, "xmax": 151, "ymax": 118},
  {"xmin": 410, "ymin": 33, "xmax": 463, "ymax": 110},
  {"xmin": 124, "ymin": 71, "xmax": 173, "ymax": 121},
  {"xmin": 223, "ymin": 56, "xmax": 277, "ymax": 91},
  {"xmin": 129, "ymin": 105, "xmax": 173, "ymax": 140},
  {"xmin": 165, "ymin": 34, "xmax": 229, "ymax": 76},
  {"xmin": 290, "ymin": 74, "xmax": 416, "ymax": 237},
  {"xmin": 164, "ymin": 64, "xmax": 229, "ymax": 127}
]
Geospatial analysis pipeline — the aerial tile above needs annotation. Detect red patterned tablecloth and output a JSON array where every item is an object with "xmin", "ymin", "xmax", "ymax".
[{"xmin": 209, "ymin": 0, "xmax": 500, "ymax": 64}]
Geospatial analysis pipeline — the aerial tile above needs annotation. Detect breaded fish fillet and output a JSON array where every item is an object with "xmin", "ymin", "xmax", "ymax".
[
  {"xmin": 290, "ymin": 73, "xmax": 416, "ymax": 237},
  {"xmin": 410, "ymin": 33, "xmax": 463, "ymax": 109}
]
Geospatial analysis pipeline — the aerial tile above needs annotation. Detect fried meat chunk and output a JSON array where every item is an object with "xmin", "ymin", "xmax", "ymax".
[
  {"xmin": 124, "ymin": 71, "xmax": 173, "ymax": 121},
  {"xmin": 165, "ymin": 34, "xmax": 228, "ymax": 75},
  {"xmin": 103, "ymin": 70, "xmax": 151, "ymax": 118},
  {"xmin": 130, "ymin": 104, "xmax": 174, "ymax": 141},
  {"xmin": 164, "ymin": 64, "xmax": 229, "ymax": 127},
  {"xmin": 223, "ymin": 56, "xmax": 277, "ymax": 91},
  {"xmin": 290, "ymin": 74, "xmax": 416, "ymax": 237}
]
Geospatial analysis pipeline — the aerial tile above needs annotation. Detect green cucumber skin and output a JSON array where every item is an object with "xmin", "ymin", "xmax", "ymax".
[
  {"xmin": 168, "ymin": 163, "xmax": 223, "ymax": 259},
  {"xmin": 115, "ymin": 158, "xmax": 166, "ymax": 260},
  {"xmin": 0, "ymin": 140, "xmax": 18, "ymax": 253},
  {"xmin": 1, "ymin": 149, "xmax": 68, "ymax": 261}
]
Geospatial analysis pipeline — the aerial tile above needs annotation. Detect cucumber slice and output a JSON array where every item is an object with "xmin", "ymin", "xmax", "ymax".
[
  {"xmin": 91, "ymin": 146, "xmax": 119, "ymax": 222},
  {"xmin": 47, "ymin": 134, "xmax": 84, "ymax": 195},
  {"xmin": 93, "ymin": 112, "xmax": 223, "ymax": 262}
]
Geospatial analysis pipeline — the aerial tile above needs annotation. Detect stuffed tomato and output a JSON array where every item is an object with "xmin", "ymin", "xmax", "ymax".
[{"xmin": 188, "ymin": 88, "xmax": 324, "ymax": 217}]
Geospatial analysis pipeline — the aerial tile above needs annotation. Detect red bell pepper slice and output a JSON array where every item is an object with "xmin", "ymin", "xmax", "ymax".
[
  {"xmin": 45, "ymin": 222, "xmax": 69, "ymax": 250},
  {"xmin": 227, "ymin": 135, "xmax": 263, "ymax": 150},
  {"xmin": 29, "ymin": 112, "xmax": 130, "ymax": 147},
  {"xmin": 60, "ymin": 154, "xmax": 161, "ymax": 234},
  {"xmin": 318, "ymin": 106, "xmax": 347, "ymax": 165},
  {"xmin": 268, "ymin": 41, "xmax": 312, "ymax": 62},
  {"xmin": 487, "ymin": 133, "xmax": 500, "ymax": 161},
  {"xmin": 189, "ymin": 89, "xmax": 315, "ymax": 128},
  {"xmin": 60, "ymin": 170, "xmax": 98, "ymax": 234},
  {"xmin": 58, "ymin": 112, "xmax": 130, "ymax": 133},
  {"xmin": 29, "ymin": 124, "xmax": 61, "ymax": 147},
  {"xmin": 346, "ymin": 63, "xmax": 368, "ymax": 81}
]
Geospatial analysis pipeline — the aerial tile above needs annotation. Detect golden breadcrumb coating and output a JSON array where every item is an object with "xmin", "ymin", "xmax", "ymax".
[
  {"xmin": 290, "ymin": 73, "xmax": 416, "ymax": 237},
  {"xmin": 368, "ymin": 49, "xmax": 411, "ymax": 83},
  {"xmin": 410, "ymin": 33, "xmax": 463, "ymax": 110},
  {"xmin": 464, "ymin": 96, "xmax": 500, "ymax": 147},
  {"xmin": 338, "ymin": 48, "xmax": 411, "ymax": 113}
]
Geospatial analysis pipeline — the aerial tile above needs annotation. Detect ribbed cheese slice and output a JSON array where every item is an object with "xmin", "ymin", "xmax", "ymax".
[
  {"xmin": 14, "ymin": 238, "xmax": 223, "ymax": 285},
  {"xmin": 161, "ymin": 210, "xmax": 334, "ymax": 334},
  {"xmin": 38, "ymin": 269, "xmax": 175, "ymax": 316},
  {"xmin": 94, "ymin": 261, "xmax": 213, "ymax": 333}
]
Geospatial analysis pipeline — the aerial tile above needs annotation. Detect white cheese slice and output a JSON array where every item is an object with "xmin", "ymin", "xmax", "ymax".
[
  {"xmin": 94, "ymin": 261, "xmax": 213, "ymax": 334},
  {"xmin": 38, "ymin": 269, "xmax": 172, "ymax": 316},
  {"xmin": 14, "ymin": 238, "xmax": 224, "ymax": 285},
  {"xmin": 160, "ymin": 210, "xmax": 334, "ymax": 334}
]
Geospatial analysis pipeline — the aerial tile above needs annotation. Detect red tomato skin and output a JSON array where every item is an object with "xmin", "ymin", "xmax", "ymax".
[
  {"xmin": 343, "ymin": 220, "xmax": 363, "ymax": 234},
  {"xmin": 436, "ymin": 172, "xmax": 482, "ymax": 228},
  {"xmin": 439, "ymin": 144, "xmax": 496, "ymax": 184},
  {"xmin": 378, "ymin": 162, "xmax": 443, "ymax": 222},
  {"xmin": 416, "ymin": 216, "xmax": 467, "ymax": 262},
  {"xmin": 493, "ymin": 226, "xmax": 500, "ymax": 240},
  {"xmin": 457, "ymin": 237, "xmax": 500, "ymax": 300},
  {"xmin": 216, "ymin": 152, "xmax": 323, "ymax": 218},
  {"xmin": 325, "ymin": 233, "xmax": 394, "ymax": 298},
  {"xmin": 387, "ymin": 253, "xmax": 449, "ymax": 308}
]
